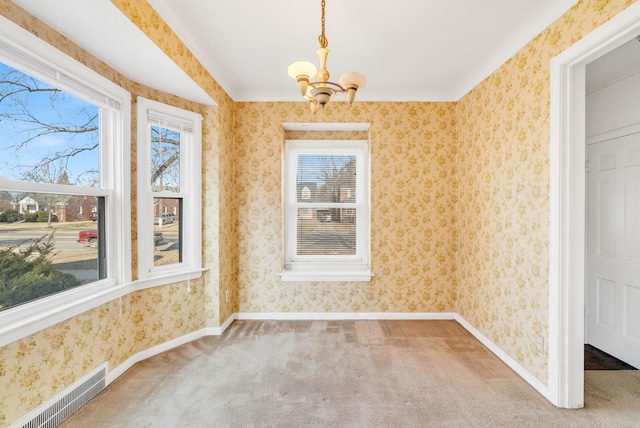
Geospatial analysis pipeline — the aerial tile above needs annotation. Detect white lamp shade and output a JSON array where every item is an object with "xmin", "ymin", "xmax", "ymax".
[
  {"xmin": 288, "ymin": 61, "xmax": 317, "ymax": 80},
  {"xmin": 339, "ymin": 71, "xmax": 366, "ymax": 89}
]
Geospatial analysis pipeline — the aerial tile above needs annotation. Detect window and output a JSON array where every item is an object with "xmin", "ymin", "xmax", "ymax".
[
  {"xmin": 0, "ymin": 15, "xmax": 130, "ymax": 340},
  {"xmin": 137, "ymin": 97, "xmax": 202, "ymax": 282},
  {"xmin": 0, "ymin": 47, "xmax": 126, "ymax": 308},
  {"xmin": 281, "ymin": 140, "xmax": 373, "ymax": 282}
]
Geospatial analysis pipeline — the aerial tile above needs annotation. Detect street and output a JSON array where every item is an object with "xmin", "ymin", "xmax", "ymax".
[
  {"xmin": 0, "ymin": 222, "xmax": 180, "ymax": 282},
  {"xmin": 0, "ymin": 223, "xmax": 179, "ymax": 251},
  {"xmin": 0, "ymin": 228, "xmax": 88, "ymax": 251}
]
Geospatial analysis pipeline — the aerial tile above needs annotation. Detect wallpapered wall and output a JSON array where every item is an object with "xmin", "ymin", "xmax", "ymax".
[
  {"xmin": 0, "ymin": 0, "xmax": 234, "ymax": 425},
  {"xmin": 234, "ymin": 102, "xmax": 459, "ymax": 313},
  {"xmin": 456, "ymin": 0, "xmax": 635, "ymax": 381}
]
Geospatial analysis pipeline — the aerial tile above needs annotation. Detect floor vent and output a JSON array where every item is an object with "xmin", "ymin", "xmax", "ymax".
[{"xmin": 19, "ymin": 364, "xmax": 106, "ymax": 428}]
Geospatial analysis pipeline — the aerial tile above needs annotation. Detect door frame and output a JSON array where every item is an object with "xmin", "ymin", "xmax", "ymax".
[{"xmin": 549, "ymin": 1, "xmax": 640, "ymax": 409}]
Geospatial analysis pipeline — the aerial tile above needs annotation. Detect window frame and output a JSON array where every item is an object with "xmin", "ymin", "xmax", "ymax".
[
  {"xmin": 136, "ymin": 97, "xmax": 203, "ymax": 284},
  {"xmin": 0, "ymin": 15, "xmax": 131, "ymax": 347},
  {"xmin": 281, "ymin": 139, "xmax": 373, "ymax": 282}
]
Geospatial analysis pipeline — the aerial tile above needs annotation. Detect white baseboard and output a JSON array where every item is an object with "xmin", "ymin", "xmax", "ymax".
[
  {"xmin": 236, "ymin": 312, "xmax": 457, "ymax": 320},
  {"xmin": 454, "ymin": 314, "xmax": 550, "ymax": 400},
  {"xmin": 204, "ymin": 313, "xmax": 237, "ymax": 336}
]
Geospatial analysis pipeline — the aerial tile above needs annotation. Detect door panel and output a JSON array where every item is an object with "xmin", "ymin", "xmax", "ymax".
[
  {"xmin": 596, "ymin": 177, "xmax": 616, "ymax": 257},
  {"xmin": 625, "ymin": 175, "xmax": 640, "ymax": 259},
  {"xmin": 587, "ymin": 133, "xmax": 640, "ymax": 369},
  {"xmin": 596, "ymin": 277, "xmax": 614, "ymax": 328},
  {"xmin": 624, "ymin": 284, "xmax": 640, "ymax": 340}
]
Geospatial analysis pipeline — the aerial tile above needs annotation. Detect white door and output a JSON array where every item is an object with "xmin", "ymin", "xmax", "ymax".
[{"xmin": 587, "ymin": 133, "xmax": 640, "ymax": 369}]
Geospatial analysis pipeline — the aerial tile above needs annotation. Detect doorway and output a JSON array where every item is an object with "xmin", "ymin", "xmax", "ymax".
[{"xmin": 549, "ymin": 1, "xmax": 640, "ymax": 409}]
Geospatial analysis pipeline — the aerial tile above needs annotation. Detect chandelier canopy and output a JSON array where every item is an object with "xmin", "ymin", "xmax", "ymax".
[{"xmin": 287, "ymin": 0, "xmax": 366, "ymax": 113}]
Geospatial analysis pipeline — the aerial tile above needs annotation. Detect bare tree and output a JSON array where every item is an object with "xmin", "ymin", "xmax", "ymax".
[
  {"xmin": 315, "ymin": 156, "xmax": 356, "ymax": 223},
  {"xmin": 2, "ymin": 64, "xmax": 182, "ymax": 188},
  {"xmin": 150, "ymin": 126, "xmax": 180, "ymax": 191},
  {"xmin": 0, "ymin": 64, "xmax": 99, "ymax": 186},
  {"xmin": 317, "ymin": 157, "xmax": 356, "ymax": 201}
]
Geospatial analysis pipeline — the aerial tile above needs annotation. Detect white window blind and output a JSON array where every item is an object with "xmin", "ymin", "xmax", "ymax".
[{"xmin": 295, "ymin": 153, "xmax": 358, "ymax": 256}]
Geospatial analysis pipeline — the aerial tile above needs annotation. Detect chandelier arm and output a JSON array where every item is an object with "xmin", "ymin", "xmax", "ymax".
[{"xmin": 308, "ymin": 81, "xmax": 346, "ymax": 94}]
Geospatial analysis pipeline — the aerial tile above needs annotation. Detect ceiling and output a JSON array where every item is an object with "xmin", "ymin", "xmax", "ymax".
[
  {"xmin": 10, "ymin": 0, "xmax": 637, "ymax": 105},
  {"xmin": 586, "ymin": 36, "xmax": 640, "ymax": 94}
]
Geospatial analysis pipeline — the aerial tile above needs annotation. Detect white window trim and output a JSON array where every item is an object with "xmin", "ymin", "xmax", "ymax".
[
  {"xmin": 280, "ymin": 140, "xmax": 373, "ymax": 282},
  {"xmin": 136, "ymin": 97, "xmax": 203, "ymax": 283},
  {"xmin": 0, "ymin": 15, "xmax": 131, "ymax": 348}
]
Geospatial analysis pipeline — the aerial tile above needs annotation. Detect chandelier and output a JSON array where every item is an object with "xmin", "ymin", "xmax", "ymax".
[{"xmin": 287, "ymin": 0, "xmax": 366, "ymax": 113}]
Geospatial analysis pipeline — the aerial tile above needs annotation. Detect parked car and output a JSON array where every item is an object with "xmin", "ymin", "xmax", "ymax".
[
  {"xmin": 77, "ymin": 230, "xmax": 99, "ymax": 248},
  {"xmin": 78, "ymin": 230, "xmax": 163, "ymax": 248},
  {"xmin": 153, "ymin": 213, "xmax": 175, "ymax": 225},
  {"xmin": 316, "ymin": 210, "xmax": 331, "ymax": 222}
]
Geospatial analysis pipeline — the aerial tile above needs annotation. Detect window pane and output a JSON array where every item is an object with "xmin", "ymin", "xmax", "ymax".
[
  {"xmin": 0, "ymin": 192, "xmax": 104, "ymax": 311},
  {"xmin": 153, "ymin": 197, "xmax": 181, "ymax": 266},
  {"xmin": 0, "ymin": 62, "xmax": 100, "ymax": 187},
  {"xmin": 151, "ymin": 125, "xmax": 180, "ymax": 192},
  {"xmin": 296, "ymin": 208, "xmax": 356, "ymax": 256},
  {"xmin": 297, "ymin": 155, "xmax": 356, "ymax": 203}
]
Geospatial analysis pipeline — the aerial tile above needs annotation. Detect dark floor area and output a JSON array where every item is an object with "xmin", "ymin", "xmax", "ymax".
[{"xmin": 584, "ymin": 344, "xmax": 638, "ymax": 370}]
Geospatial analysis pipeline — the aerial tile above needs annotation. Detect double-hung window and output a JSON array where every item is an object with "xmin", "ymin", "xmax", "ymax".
[
  {"xmin": 136, "ymin": 97, "xmax": 202, "ymax": 283},
  {"xmin": 281, "ymin": 140, "xmax": 372, "ymax": 282},
  {"xmin": 0, "ymin": 16, "xmax": 130, "ymax": 344}
]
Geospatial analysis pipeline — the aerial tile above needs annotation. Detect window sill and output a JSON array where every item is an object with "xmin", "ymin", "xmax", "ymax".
[
  {"xmin": 0, "ymin": 268, "xmax": 207, "ymax": 349},
  {"xmin": 279, "ymin": 269, "xmax": 374, "ymax": 282},
  {"xmin": 135, "ymin": 267, "xmax": 207, "ymax": 291}
]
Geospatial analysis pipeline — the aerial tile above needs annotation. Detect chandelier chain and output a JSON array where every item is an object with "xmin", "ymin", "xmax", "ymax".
[
  {"xmin": 287, "ymin": 0, "xmax": 364, "ymax": 111},
  {"xmin": 318, "ymin": 0, "xmax": 328, "ymax": 48}
]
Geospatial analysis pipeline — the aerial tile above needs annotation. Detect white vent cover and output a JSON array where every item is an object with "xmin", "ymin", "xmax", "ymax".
[{"xmin": 12, "ymin": 363, "xmax": 107, "ymax": 428}]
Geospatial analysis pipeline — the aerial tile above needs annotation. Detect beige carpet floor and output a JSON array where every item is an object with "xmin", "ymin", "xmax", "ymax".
[{"xmin": 60, "ymin": 320, "xmax": 640, "ymax": 427}]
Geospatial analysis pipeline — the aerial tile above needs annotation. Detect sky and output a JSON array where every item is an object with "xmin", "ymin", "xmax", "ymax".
[{"xmin": 0, "ymin": 62, "xmax": 99, "ymax": 186}]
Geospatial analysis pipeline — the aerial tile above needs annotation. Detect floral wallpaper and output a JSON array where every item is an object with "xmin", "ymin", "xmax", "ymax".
[
  {"xmin": 455, "ymin": 0, "xmax": 636, "ymax": 382},
  {"xmin": 0, "ymin": 0, "xmax": 227, "ymax": 425},
  {"xmin": 0, "ymin": 0, "xmax": 637, "ymax": 425},
  {"xmin": 234, "ymin": 102, "xmax": 459, "ymax": 313}
]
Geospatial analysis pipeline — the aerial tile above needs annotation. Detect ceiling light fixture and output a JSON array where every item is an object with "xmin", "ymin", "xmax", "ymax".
[{"xmin": 287, "ymin": 0, "xmax": 366, "ymax": 114}]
